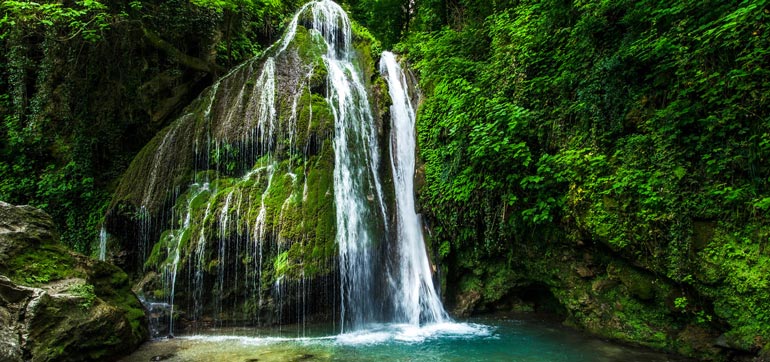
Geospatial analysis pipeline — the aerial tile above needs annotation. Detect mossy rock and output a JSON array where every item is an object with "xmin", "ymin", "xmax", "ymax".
[
  {"xmin": 0, "ymin": 202, "xmax": 58, "ymax": 267},
  {"xmin": 0, "ymin": 202, "xmax": 147, "ymax": 361},
  {"xmin": 104, "ymin": 4, "xmax": 391, "ymax": 328},
  {"xmin": 607, "ymin": 261, "xmax": 656, "ymax": 301}
]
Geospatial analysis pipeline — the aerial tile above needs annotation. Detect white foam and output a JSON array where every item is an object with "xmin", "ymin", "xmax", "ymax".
[
  {"xmin": 178, "ymin": 322, "xmax": 492, "ymax": 347},
  {"xmin": 334, "ymin": 322, "xmax": 494, "ymax": 345}
]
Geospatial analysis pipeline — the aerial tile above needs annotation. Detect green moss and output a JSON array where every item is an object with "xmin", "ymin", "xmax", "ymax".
[
  {"xmin": 696, "ymin": 222, "xmax": 770, "ymax": 351},
  {"xmin": 372, "ymin": 75, "xmax": 391, "ymax": 117},
  {"xmin": 313, "ymin": 96, "xmax": 333, "ymax": 132},
  {"xmin": 111, "ymin": 269, "xmax": 128, "ymax": 286},
  {"xmin": 67, "ymin": 283, "xmax": 96, "ymax": 309},
  {"xmin": 607, "ymin": 262, "xmax": 657, "ymax": 301},
  {"xmin": 188, "ymin": 186, "xmax": 213, "ymax": 211},
  {"xmin": 264, "ymin": 168, "xmax": 297, "ymax": 232},
  {"xmin": 304, "ymin": 150, "xmax": 337, "ymax": 255},
  {"xmin": 144, "ymin": 236, "xmax": 166, "ymax": 269},
  {"xmin": 5, "ymin": 244, "xmax": 83, "ymax": 286},
  {"xmin": 274, "ymin": 250, "xmax": 289, "ymax": 279},
  {"xmin": 110, "ymin": 125, "xmax": 168, "ymax": 206},
  {"xmin": 351, "ymin": 20, "xmax": 382, "ymax": 59},
  {"xmin": 459, "ymin": 275, "xmax": 482, "ymax": 295},
  {"xmin": 292, "ymin": 25, "xmax": 328, "ymax": 61},
  {"xmin": 482, "ymin": 266, "xmax": 518, "ymax": 301}
]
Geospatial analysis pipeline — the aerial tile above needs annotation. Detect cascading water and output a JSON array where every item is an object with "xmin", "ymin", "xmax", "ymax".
[
  {"xmin": 380, "ymin": 52, "xmax": 449, "ymax": 325},
  {"xmin": 312, "ymin": 1, "xmax": 390, "ymax": 332},
  {"xmin": 110, "ymin": 0, "xmax": 463, "ymax": 340}
]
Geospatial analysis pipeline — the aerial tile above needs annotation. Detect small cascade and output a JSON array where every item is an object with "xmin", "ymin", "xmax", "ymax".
[
  {"xmin": 380, "ymin": 52, "xmax": 449, "ymax": 324},
  {"xmin": 98, "ymin": 226, "xmax": 107, "ymax": 261},
  {"xmin": 161, "ymin": 182, "xmax": 211, "ymax": 336},
  {"xmin": 191, "ymin": 184, "xmax": 216, "ymax": 322}
]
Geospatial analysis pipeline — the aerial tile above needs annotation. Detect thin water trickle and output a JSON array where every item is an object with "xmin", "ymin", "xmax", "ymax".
[
  {"xmin": 164, "ymin": 182, "xmax": 210, "ymax": 336},
  {"xmin": 98, "ymin": 225, "xmax": 107, "ymax": 261}
]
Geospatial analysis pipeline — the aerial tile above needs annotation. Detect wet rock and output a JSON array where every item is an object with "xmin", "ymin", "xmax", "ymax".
[
  {"xmin": 0, "ymin": 201, "xmax": 56, "ymax": 266},
  {"xmin": 0, "ymin": 280, "xmax": 25, "ymax": 362},
  {"xmin": 453, "ymin": 289, "xmax": 482, "ymax": 317},
  {"xmin": 0, "ymin": 202, "xmax": 148, "ymax": 362},
  {"xmin": 675, "ymin": 325, "xmax": 720, "ymax": 357},
  {"xmin": 607, "ymin": 262, "xmax": 656, "ymax": 301}
]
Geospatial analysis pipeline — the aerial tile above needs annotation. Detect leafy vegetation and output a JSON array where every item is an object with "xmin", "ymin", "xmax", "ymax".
[
  {"xmin": 398, "ymin": 0, "xmax": 770, "ymax": 356},
  {"xmin": 68, "ymin": 283, "xmax": 97, "ymax": 309},
  {"xmin": 1, "ymin": 0, "xmax": 768, "ymax": 358},
  {"xmin": 0, "ymin": 0, "xmax": 304, "ymax": 252}
]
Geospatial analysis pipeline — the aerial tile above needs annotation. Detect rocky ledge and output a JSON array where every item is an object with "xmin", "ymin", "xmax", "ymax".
[{"xmin": 0, "ymin": 201, "xmax": 147, "ymax": 362}]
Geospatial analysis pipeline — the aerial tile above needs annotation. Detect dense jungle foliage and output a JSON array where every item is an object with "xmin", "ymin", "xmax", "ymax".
[
  {"xmin": 396, "ymin": 0, "xmax": 770, "ymax": 356},
  {"xmin": 1, "ymin": 0, "xmax": 769, "ymax": 358}
]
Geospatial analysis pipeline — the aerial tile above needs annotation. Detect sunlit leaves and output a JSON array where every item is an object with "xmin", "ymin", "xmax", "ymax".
[{"xmin": 1, "ymin": 0, "xmax": 114, "ymax": 42}]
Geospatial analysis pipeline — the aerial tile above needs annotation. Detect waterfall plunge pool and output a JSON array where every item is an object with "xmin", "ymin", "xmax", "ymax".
[{"xmin": 120, "ymin": 315, "xmax": 691, "ymax": 362}]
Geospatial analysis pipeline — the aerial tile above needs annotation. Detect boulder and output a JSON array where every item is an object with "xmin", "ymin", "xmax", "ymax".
[{"xmin": 0, "ymin": 202, "xmax": 147, "ymax": 362}]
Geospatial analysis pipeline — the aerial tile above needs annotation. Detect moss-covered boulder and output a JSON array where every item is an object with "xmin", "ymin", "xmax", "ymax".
[
  {"xmin": 442, "ymin": 229, "xmax": 770, "ymax": 361},
  {"xmin": 0, "ymin": 202, "xmax": 147, "ymax": 362},
  {"xmin": 105, "ymin": 2, "xmax": 389, "ymax": 333}
]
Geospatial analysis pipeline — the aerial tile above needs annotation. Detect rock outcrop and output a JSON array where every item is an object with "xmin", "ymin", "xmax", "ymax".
[
  {"xmin": 104, "ymin": 1, "xmax": 389, "ymax": 333},
  {"xmin": 0, "ymin": 201, "xmax": 147, "ymax": 362}
]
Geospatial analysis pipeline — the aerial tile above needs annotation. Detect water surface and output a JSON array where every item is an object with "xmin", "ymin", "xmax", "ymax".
[{"xmin": 121, "ymin": 315, "xmax": 690, "ymax": 362}]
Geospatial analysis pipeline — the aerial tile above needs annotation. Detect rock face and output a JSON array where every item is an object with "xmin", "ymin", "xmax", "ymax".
[
  {"xmin": 105, "ymin": 1, "xmax": 389, "ymax": 334},
  {"xmin": 0, "ymin": 201, "xmax": 147, "ymax": 362}
]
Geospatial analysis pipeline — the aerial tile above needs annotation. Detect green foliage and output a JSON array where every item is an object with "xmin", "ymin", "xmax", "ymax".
[
  {"xmin": 674, "ymin": 296, "xmax": 688, "ymax": 311},
  {"xmin": 0, "ymin": 0, "xmax": 115, "ymax": 42},
  {"xmin": 400, "ymin": 0, "xmax": 770, "ymax": 355},
  {"xmin": 347, "ymin": 0, "xmax": 410, "ymax": 48},
  {"xmin": 697, "ymin": 224, "xmax": 770, "ymax": 350}
]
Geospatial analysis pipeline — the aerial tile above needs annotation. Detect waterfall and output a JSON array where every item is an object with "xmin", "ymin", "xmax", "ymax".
[
  {"xmin": 381, "ymin": 52, "xmax": 449, "ymax": 325},
  {"xmin": 115, "ymin": 0, "xmax": 451, "ymax": 337},
  {"xmin": 299, "ymin": 0, "xmax": 391, "ymax": 332}
]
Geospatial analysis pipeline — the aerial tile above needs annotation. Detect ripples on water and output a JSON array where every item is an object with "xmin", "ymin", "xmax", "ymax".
[{"xmin": 120, "ymin": 316, "xmax": 691, "ymax": 362}]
